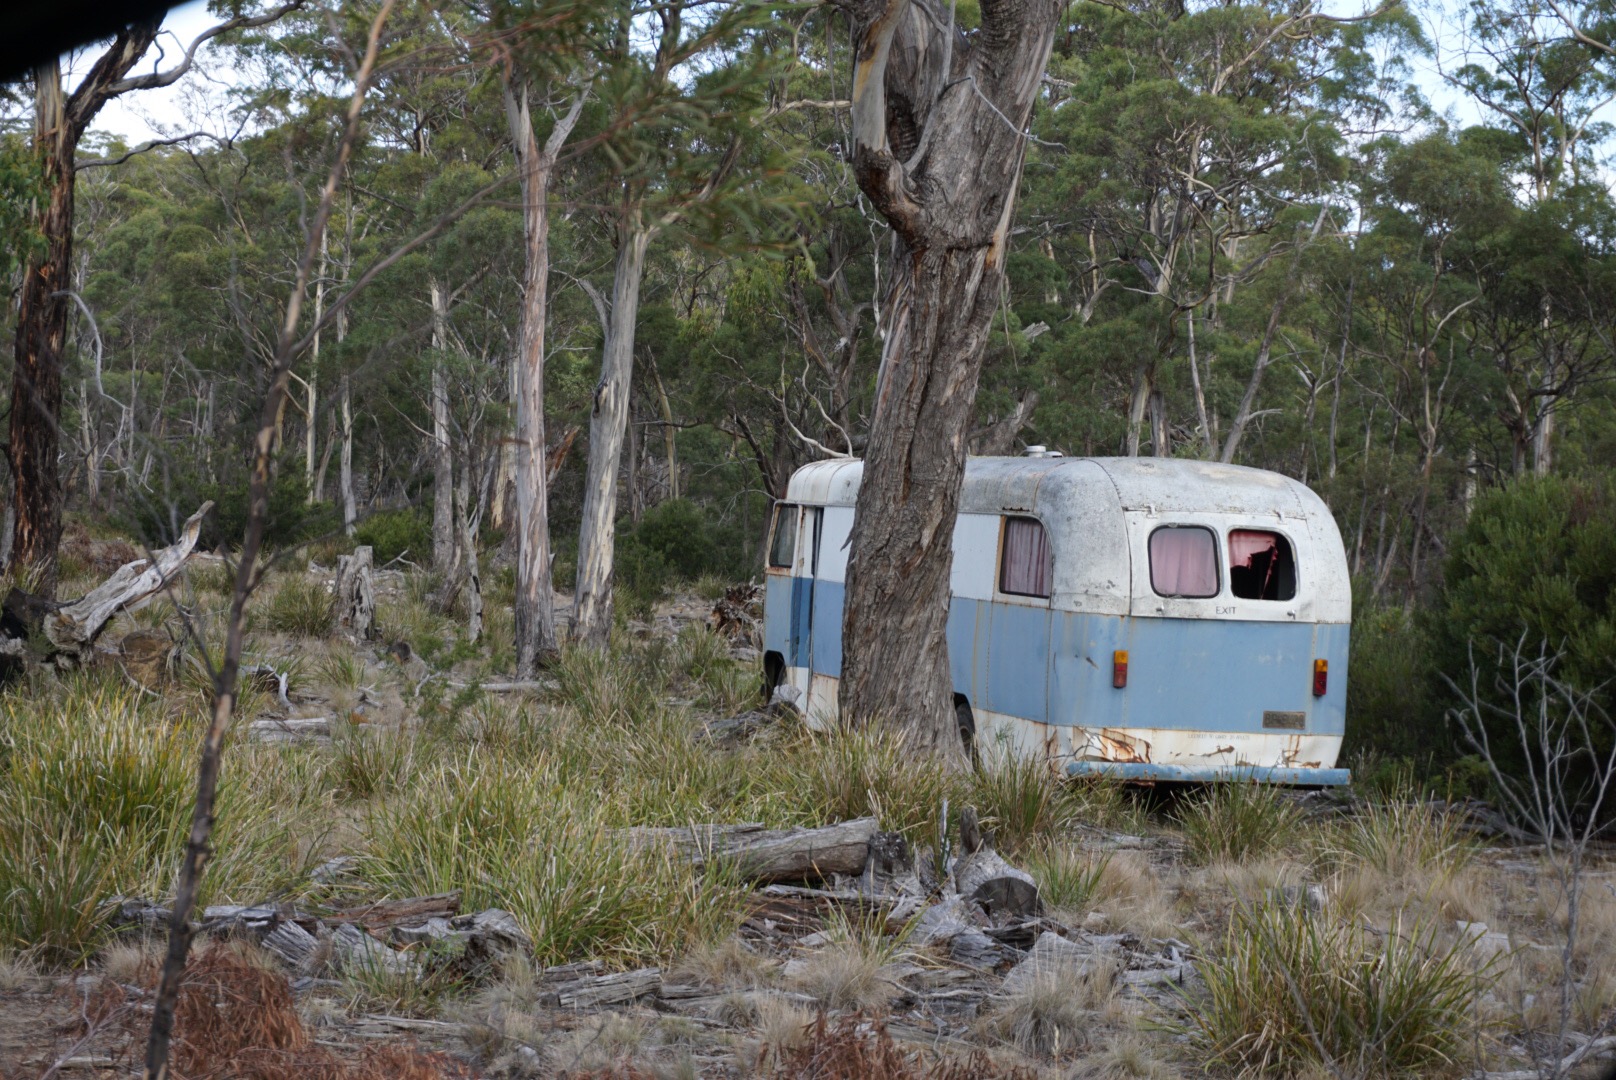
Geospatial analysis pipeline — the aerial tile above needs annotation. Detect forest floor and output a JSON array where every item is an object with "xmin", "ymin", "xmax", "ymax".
[{"xmin": 1, "ymin": 533, "xmax": 1614, "ymax": 1079}]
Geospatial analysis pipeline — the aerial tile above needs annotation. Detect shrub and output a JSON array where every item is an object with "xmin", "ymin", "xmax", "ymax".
[
  {"xmin": 1343, "ymin": 602, "xmax": 1441, "ymax": 766},
  {"xmin": 1175, "ymin": 780, "xmax": 1303, "ymax": 864},
  {"xmin": 1185, "ymin": 902, "xmax": 1489, "ymax": 1077},
  {"xmin": 354, "ymin": 508, "xmax": 432, "ymax": 566},
  {"xmin": 1427, "ymin": 474, "xmax": 1616, "ymax": 820}
]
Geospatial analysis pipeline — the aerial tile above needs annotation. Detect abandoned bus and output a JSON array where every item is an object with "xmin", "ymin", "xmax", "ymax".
[{"xmin": 761, "ymin": 454, "xmax": 1352, "ymax": 785}]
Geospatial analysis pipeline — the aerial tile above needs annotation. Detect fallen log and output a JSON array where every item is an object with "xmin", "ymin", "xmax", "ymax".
[
  {"xmin": 326, "ymin": 891, "xmax": 461, "ymax": 930},
  {"xmin": 953, "ymin": 808, "xmax": 1041, "ymax": 918},
  {"xmin": 620, "ymin": 817, "xmax": 878, "ymax": 884},
  {"xmin": 44, "ymin": 502, "xmax": 212, "ymax": 661}
]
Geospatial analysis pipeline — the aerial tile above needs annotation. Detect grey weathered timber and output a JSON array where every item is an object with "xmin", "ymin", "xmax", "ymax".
[
  {"xmin": 572, "ymin": 225, "xmax": 653, "ymax": 647},
  {"xmin": 831, "ymin": 0, "xmax": 1063, "ymax": 761},
  {"xmin": 333, "ymin": 544, "xmax": 376, "ymax": 641},
  {"xmin": 555, "ymin": 967, "xmax": 662, "ymax": 1009},
  {"xmin": 621, "ymin": 817, "xmax": 878, "ymax": 883},
  {"xmin": 44, "ymin": 501, "xmax": 211, "ymax": 660},
  {"xmin": 953, "ymin": 845, "xmax": 1041, "ymax": 918},
  {"xmin": 1000, "ymin": 931, "xmax": 1121, "ymax": 995},
  {"xmin": 506, "ymin": 82, "xmax": 584, "ymax": 676}
]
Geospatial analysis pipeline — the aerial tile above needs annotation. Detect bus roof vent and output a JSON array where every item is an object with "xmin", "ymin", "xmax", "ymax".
[{"xmin": 1022, "ymin": 445, "xmax": 1063, "ymax": 458}]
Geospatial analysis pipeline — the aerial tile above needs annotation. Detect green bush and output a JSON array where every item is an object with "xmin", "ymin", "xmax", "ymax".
[
  {"xmin": 354, "ymin": 508, "xmax": 432, "ymax": 566},
  {"xmin": 1342, "ymin": 602, "xmax": 1441, "ymax": 767},
  {"xmin": 1426, "ymin": 474, "xmax": 1616, "ymax": 815}
]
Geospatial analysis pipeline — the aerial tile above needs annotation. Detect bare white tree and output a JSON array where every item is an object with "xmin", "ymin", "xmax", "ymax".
[{"xmin": 1448, "ymin": 635, "xmax": 1616, "ymax": 1079}]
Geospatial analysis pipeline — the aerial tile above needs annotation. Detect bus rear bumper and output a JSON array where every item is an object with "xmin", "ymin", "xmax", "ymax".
[{"xmin": 1064, "ymin": 761, "xmax": 1352, "ymax": 786}]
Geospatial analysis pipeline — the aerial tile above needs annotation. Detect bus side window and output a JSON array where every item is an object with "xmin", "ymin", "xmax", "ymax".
[
  {"xmin": 999, "ymin": 516, "xmax": 1052, "ymax": 598},
  {"xmin": 1149, "ymin": 525, "xmax": 1219, "ymax": 598},
  {"xmin": 768, "ymin": 504, "xmax": 798, "ymax": 569},
  {"xmin": 1229, "ymin": 529, "xmax": 1297, "ymax": 601}
]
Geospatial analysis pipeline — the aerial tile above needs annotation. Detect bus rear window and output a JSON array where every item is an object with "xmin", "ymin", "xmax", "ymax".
[
  {"xmin": 1149, "ymin": 526, "xmax": 1219, "ymax": 598},
  {"xmin": 999, "ymin": 516, "xmax": 1052, "ymax": 598},
  {"xmin": 1229, "ymin": 529, "xmax": 1297, "ymax": 601},
  {"xmin": 768, "ymin": 504, "xmax": 797, "ymax": 568}
]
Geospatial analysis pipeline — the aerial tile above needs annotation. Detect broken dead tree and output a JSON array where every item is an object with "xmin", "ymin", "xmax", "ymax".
[
  {"xmin": 709, "ymin": 582, "xmax": 761, "ymax": 642},
  {"xmin": 953, "ymin": 807, "xmax": 1041, "ymax": 918},
  {"xmin": 334, "ymin": 544, "xmax": 378, "ymax": 641},
  {"xmin": 46, "ymin": 502, "xmax": 212, "ymax": 662},
  {"xmin": 620, "ymin": 817, "xmax": 878, "ymax": 884}
]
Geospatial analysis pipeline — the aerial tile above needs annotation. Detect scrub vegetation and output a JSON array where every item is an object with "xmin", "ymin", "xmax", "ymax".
[{"xmin": 0, "ymin": 561, "xmax": 1602, "ymax": 1078}]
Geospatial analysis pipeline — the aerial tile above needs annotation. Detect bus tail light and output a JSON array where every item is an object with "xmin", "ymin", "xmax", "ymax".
[
  {"xmin": 1113, "ymin": 650, "xmax": 1129, "ymax": 689},
  {"xmin": 1313, "ymin": 659, "xmax": 1328, "ymax": 697}
]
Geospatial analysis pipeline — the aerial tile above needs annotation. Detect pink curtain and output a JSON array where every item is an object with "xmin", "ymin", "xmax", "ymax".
[
  {"xmin": 1150, "ymin": 527, "xmax": 1218, "ymax": 597},
  {"xmin": 1229, "ymin": 529, "xmax": 1278, "ymax": 568},
  {"xmin": 1001, "ymin": 517, "xmax": 1052, "ymax": 597}
]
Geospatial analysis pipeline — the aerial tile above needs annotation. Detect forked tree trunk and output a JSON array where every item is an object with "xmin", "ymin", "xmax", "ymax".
[
  {"xmin": 833, "ymin": 0, "xmax": 1061, "ymax": 762},
  {"xmin": 572, "ymin": 225, "xmax": 653, "ymax": 647},
  {"xmin": 506, "ymin": 83, "xmax": 585, "ymax": 676}
]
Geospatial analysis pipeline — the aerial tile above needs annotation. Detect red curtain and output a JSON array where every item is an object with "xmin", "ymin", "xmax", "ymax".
[{"xmin": 1001, "ymin": 517, "xmax": 1052, "ymax": 597}]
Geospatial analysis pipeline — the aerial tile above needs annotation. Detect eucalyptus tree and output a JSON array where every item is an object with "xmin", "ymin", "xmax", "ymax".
[
  {"xmin": 7, "ymin": 2, "xmax": 299, "ymax": 592},
  {"xmin": 827, "ymin": 0, "xmax": 1064, "ymax": 759},
  {"xmin": 568, "ymin": 0, "xmax": 791, "ymax": 647}
]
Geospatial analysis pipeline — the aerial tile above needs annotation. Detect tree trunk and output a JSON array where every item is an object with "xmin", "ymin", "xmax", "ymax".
[
  {"xmin": 340, "ymin": 375, "xmax": 356, "ymax": 536},
  {"xmin": 506, "ymin": 84, "xmax": 584, "ymax": 676},
  {"xmin": 11, "ymin": 66, "xmax": 76, "ymax": 596},
  {"xmin": 834, "ymin": 0, "xmax": 1061, "ymax": 762},
  {"xmin": 305, "ymin": 230, "xmax": 326, "ymax": 503},
  {"xmin": 572, "ymin": 225, "xmax": 653, "ymax": 648},
  {"xmin": 1186, "ymin": 308, "xmax": 1215, "ymax": 460},
  {"xmin": 1220, "ymin": 292, "xmax": 1286, "ymax": 463},
  {"xmin": 10, "ymin": 27, "xmax": 162, "ymax": 594},
  {"xmin": 429, "ymin": 279, "xmax": 455, "ymax": 572}
]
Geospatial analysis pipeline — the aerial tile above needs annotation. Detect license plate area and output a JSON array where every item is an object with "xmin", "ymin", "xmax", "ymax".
[{"xmin": 1263, "ymin": 710, "xmax": 1306, "ymax": 730}]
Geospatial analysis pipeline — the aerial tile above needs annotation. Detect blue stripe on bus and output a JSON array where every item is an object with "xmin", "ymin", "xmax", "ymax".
[{"xmin": 761, "ymin": 574, "xmax": 1350, "ymax": 736}]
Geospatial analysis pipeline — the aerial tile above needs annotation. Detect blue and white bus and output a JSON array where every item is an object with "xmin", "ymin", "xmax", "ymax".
[{"xmin": 762, "ymin": 453, "xmax": 1353, "ymax": 785}]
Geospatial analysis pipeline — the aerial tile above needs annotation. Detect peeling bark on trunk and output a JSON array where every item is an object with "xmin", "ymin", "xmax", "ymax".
[
  {"xmin": 11, "ymin": 30, "xmax": 160, "ymax": 594},
  {"xmin": 339, "ymin": 375, "xmax": 356, "ymax": 536},
  {"xmin": 572, "ymin": 225, "xmax": 653, "ymax": 648},
  {"xmin": 507, "ymin": 84, "xmax": 584, "ymax": 675},
  {"xmin": 834, "ymin": 0, "xmax": 1061, "ymax": 762},
  {"xmin": 429, "ymin": 279, "xmax": 455, "ymax": 573}
]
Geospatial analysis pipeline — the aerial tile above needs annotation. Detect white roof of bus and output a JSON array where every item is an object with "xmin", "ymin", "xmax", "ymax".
[
  {"xmin": 785, "ymin": 456, "xmax": 1314, "ymax": 518},
  {"xmin": 783, "ymin": 456, "xmax": 1350, "ymax": 622}
]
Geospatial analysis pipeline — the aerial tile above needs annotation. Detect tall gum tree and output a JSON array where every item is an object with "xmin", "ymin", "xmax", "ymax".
[
  {"xmin": 8, "ymin": 4, "xmax": 298, "ymax": 594},
  {"xmin": 830, "ymin": 0, "xmax": 1062, "ymax": 760}
]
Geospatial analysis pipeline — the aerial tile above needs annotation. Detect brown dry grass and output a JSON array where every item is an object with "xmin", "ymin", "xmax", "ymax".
[
  {"xmin": 769, "ymin": 1012, "xmax": 1039, "ymax": 1079},
  {"xmin": 102, "ymin": 943, "xmax": 467, "ymax": 1080}
]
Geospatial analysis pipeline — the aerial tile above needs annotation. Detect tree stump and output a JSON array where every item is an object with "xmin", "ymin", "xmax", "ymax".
[{"xmin": 334, "ymin": 545, "xmax": 377, "ymax": 641}]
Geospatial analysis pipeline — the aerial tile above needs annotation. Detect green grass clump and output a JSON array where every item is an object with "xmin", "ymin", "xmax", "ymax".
[
  {"xmin": 263, "ymin": 574, "xmax": 334, "ymax": 637},
  {"xmin": 789, "ymin": 723, "xmax": 962, "ymax": 845},
  {"xmin": 1176, "ymin": 780, "xmax": 1303, "ymax": 864},
  {"xmin": 0, "ymin": 677, "xmax": 323, "ymax": 966},
  {"xmin": 967, "ymin": 743, "xmax": 1077, "ymax": 854},
  {"xmin": 362, "ymin": 751, "xmax": 746, "ymax": 966},
  {"xmin": 1022, "ymin": 843, "xmax": 1111, "ymax": 913},
  {"xmin": 1337, "ymin": 797, "xmax": 1478, "ymax": 882},
  {"xmin": 1185, "ymin": 901, "xmax": 1490, "ymax": 1077}
]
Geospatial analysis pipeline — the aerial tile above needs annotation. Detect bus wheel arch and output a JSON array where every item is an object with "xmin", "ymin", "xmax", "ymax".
[
  {"xmin": 762, "ymin": 651, "xmax": 786, "ymax": 703},
  {"xmin": 954, "ymin": 694, "xmax": 977, "ymax": 760}
]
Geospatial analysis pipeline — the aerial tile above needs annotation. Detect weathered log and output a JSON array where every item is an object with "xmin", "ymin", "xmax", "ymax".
[
  {"xmin": 327, "ymin": 892, "xmax": 461, "ymax": 930},
  {"xmin": 621, "ymin": 817, "xmax": 878, "ymax": 883},
  {"xmin": 41, "ymin": 503, "xmax": 211, "ymax": 660},
  {"xmin": 954, "ymin": 845, "xmax": 1040, "ymax": 918},
  {"xmin": 555, "ymin": 967, "xmax": 662, "ymax": 1009},
  {"xmin": 1000, "ymin": 931, "xmax": 1120, "ymax": 995},
  {"xmin": 334, "ymin": 544, "xmax": 377, "ymax": 641}
]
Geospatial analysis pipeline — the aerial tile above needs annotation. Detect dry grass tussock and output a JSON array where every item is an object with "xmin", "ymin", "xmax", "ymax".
[
  {"xmin": 979, "ymin": 964, "xmax": 1114, "ymax": 1060},
  {"xmin": 768, "ymin": 1012, "xmax": 1039, "ymax": 1080},
  {"xmin": 787, "ymin": 908, "xmax": 914, "ymax": 1010}
]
